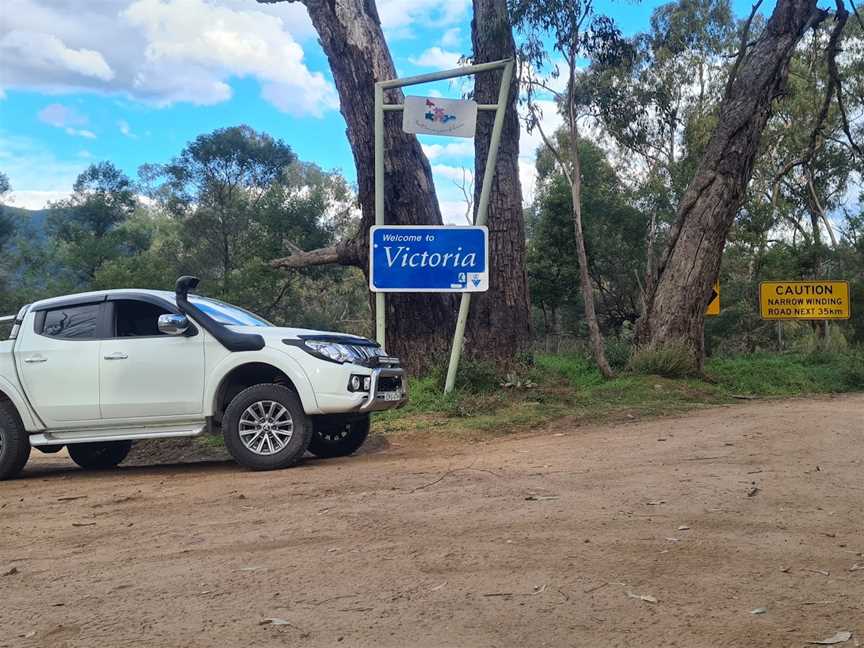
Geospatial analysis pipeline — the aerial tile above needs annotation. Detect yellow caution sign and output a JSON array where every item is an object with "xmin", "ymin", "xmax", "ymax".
[
  {"xmin": 706, "ymin": 281, "xmax": 720, "ymax": 316},
  {"xmin": 759, "ymin": 281, "xmax": 850, "ymax": 320}
]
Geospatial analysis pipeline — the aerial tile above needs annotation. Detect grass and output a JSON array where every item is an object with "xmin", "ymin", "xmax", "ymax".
[{"xmin": 374, "ymin": 350, "xmax": 864, "ymax": 441}]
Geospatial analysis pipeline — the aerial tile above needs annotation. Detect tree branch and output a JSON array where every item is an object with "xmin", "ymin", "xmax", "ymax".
[
  {"xmin": 724, "ymin": 0, "xmax": 765, "ymax": 101},
  {"xmin": 849, "ymin": 0, "xmax": 864, "ymax": 29},
  {"xmin": 530, "ymin": 106, "xmax": 573, "ymax": 185},
  {"xmin": 270, "ymin": 240, "xmax": 358, "ymax": 269},
  {"xmin": 805, "ymin": 2, "xmax": 848, "ymax": 162},
  {"xmin": 524, "ymin": 78, "xmax": 564, "ymax": 102},
  {"xmin": 827, "ymin": 0, "xmax": 861, "ymax": 158},
  {"xmin": 806, "ymin": 169, "xmax": 838, "ymax": 247}
]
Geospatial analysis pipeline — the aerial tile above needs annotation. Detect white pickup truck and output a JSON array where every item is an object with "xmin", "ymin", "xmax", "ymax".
[{"xmin": 0, "ymin": 276, "xmax": 407, "ymax": 480}]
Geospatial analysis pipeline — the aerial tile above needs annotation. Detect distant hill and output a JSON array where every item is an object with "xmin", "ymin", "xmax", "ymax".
[{"xmin": 1, "ymin": 206, "xmax": 50, "ymax": 240}]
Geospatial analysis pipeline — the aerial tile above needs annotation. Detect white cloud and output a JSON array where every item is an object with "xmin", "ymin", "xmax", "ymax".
[
  {"xmin": 432, "ymin": 164, "xmax": 474, "ymax": 184},
  {"xmin": 422, "ymin": 141, "xmax": 475, "ymax": 160},
  {"xmin": 0, "ymin": 30, "xmax": 114, "ymax": 81},
  {"xmin": 378, "ymin": 0, "xmax": 470, "ymax": 37},
  {"xmin": 439, "ymin": 200, "xmax": 472, "ymax": 225},
  {"xmin": 519, "ymin": 159, "xmax": 538, "ymax": 207},
  {"xmin": 6, "ymin": 190, "xmax": 72, "ymax": 210},
  {"xmin": 118, "ymin": 119, "xmax": 137, "ymax": 138},
  {"xmin": 123, "ymin": 0, "xmax": 337, "ymax": 115},
  {"xmin": 65, "ymin": 128, "xmax": 96, "ymax": 139},
  {"xmin": 0, "ymin": 132, "xmax": 86, "ymax": 207},
  {"xmin": 440, "ymin": 27, "xmax": 461, "ymax": 48},
  {"xmin": 36, "ymin": 103, "xmax": 97, "ymax": 138},
  {"xmin": 410, "ymin": 47, "xmax": 462, "ymax": 71},
  {"xmin": 432, "ymin": 165, "xmax": 474, "ymax": 225},
  {"xmin": 37, "ymin": 103, "xmax": 87, "ymax": 128},
  {"xmin": 0, "ymin": 0, "xmax": 333, "ymax": 117},
  {"xmin": 518, "ymin": 99, "xmax": 563, "ymax": 204}
]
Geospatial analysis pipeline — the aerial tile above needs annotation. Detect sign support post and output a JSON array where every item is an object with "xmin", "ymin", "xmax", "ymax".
[
  {"xmin": 374, "ymin": 83, "xmax": 386, "ymax": 349},
  {"xmin": 371, "ymin": 58, "xmax": 514, "ymax": 393},
  {"xmin": 444, "ymin": 60, "xmax": 513, "ymax": 393}
]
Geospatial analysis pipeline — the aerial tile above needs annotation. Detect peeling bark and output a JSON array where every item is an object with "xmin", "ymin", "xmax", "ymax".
[{"xmin": 465, "ymin": 0, "xmax": 533, "ymax": 365}]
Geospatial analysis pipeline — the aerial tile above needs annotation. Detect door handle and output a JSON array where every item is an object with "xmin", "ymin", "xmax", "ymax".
[
  {"xmin": 103, "ymin": 352, "xmax": 129, "ymax": 360},
  {"xmin": 23, "ymin": 356, "xmax": 46, "ymax": 364}
]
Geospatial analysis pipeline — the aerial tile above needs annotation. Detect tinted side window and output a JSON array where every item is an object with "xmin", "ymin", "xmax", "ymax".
[
  {"xmin": 114, "ymin": 300, "xmax": 171, "ymax": 337},
  {"xmin": 41, "ymin": 304, "xmax": 101, "ymax": 339}
]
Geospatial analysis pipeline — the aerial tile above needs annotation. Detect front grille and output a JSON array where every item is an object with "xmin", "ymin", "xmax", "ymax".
[{"xmin": 378, "ymin": 376, "xmax": 402, "ymax": 392}]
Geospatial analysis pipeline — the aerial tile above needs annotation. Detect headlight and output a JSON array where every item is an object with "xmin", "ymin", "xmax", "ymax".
[{"xmin": 303, "ymin": 340, "xmax": 359, "ymax": 364}]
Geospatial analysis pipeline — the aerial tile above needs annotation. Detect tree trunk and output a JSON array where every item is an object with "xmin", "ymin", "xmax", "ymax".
[
  {"xmin": 259, "ymin": 0, "xmax": 456, "ymax": 373},
  {"xmin": 568, "ymin": 119, "xmax": 614, "ymax": 378},
  {"xmin": 635, "ymin": 0, "xmax": 826, "ymax": 371},
  {"xmin": 466, "ymin": 0, "xmax": 533, "ymax": 365}
]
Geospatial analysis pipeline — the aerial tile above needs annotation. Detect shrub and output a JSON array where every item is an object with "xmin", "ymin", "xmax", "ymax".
[
  {"xmin": 430, "ymin": 359, "xmax": 501, "ymax": 394},
  {"xmin": 534, "ymin": 353, "xmax": 604, "ymax": 389},
  {"xmin": 839, "ymin": 350, "xmax": 864, "ymax": 389},
  {"xmin": 628, "ymin": 342, "xmax": 699, "ymax": 378},
  {"xmin": 604, "ymin": 338, "xmax": 633, "ymax": 371}
]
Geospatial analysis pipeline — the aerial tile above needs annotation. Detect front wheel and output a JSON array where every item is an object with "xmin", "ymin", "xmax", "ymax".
[
  {"xmin": 68, "ymin": 441, "xmax": 132, "ymax": 470},
  {"xmin": 0, "ymin": 403, "xmax": 30, "ymax": 480},
  {"xmin": 308, "ymin": 416, "xmax": 370, "ymax": 458},
  {"xmin": 223, "ymin": 384, "xmax": 311, "ymax": 470}
]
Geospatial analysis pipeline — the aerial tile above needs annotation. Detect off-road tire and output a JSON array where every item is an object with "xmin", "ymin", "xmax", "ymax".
[
  {"xmin": 68, "ymin": 441, "xmax": 132, "ymax": 470},
  {"xmin": 308, "ymin": 416, "xmax": 370, "ymax": 458},
  {"xmin": 223, "ymin": 384, "xmax": 311, "ymax": 470},
  {"xmin": 0, "ymin": 402, "xmax": 30, "ymax": 480}
]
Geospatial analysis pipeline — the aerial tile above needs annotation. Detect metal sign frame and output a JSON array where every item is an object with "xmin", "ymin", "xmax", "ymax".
[{"xmin": 373, "ymin": 58, "xmax": 514, "ymax": 393}]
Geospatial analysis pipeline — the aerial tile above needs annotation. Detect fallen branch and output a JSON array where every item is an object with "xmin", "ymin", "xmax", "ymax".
[{"xmin": 270, "ymin": 240, "xmax": 359, "ymax": 270}]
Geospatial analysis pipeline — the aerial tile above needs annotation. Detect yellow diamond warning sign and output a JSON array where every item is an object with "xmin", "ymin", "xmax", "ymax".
[
  {"xmin": 706, "ymin": 281, "xmax": 720, "ymax": 316},
  {"xmin": 759, "ymin": 281, "xmax": 850, "ymax": 320}
]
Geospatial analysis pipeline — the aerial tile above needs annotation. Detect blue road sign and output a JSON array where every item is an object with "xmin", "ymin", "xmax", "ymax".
[{"xmin": 369, "ymin": 225, "xmax": 489, "ymax": 293}]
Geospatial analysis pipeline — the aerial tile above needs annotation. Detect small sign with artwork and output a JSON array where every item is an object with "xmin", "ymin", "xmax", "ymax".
[{"xmin": 402, "ymin": 96, "xmax": 478, "ymax": 138}]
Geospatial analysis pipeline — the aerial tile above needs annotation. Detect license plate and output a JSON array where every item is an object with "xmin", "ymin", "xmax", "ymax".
[{"xmin": 380, "ymin": 391, "xmax": 401, "ymax": 402}]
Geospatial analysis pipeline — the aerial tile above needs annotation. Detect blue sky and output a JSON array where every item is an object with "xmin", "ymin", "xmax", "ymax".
[{"xmin": 0, "ymin": 0, "xmax": 772, "ymax": 218}]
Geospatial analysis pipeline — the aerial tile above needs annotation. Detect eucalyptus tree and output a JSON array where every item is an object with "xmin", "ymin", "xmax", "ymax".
[
  {"xmin": 47, "ymin": 162, "xmax": 144, "ymax": 285},
  {"xmin": 584, "ymin": 0, "xmax": 736, "ymax": 298},
  {"xmin": 256, "ymin": 0, "xmax": 459, "ymax": 372},
  {"xmin": 257, "ymin": 0, "xmax": 535, "ymax": 373},
  {"xmin": 528, "ymin": 135, "xmax": 647, "ymax": 342},
  {"xmin": 509, "ymin": 0, "xmax": 631, "ymax": 377},
  {"xmin": 139, "ymin": 125, "xmax": 356, "ymax": 324},
  {"xmin": 633, "ymin": 0, "xmax": 856, "ymax": 371}
]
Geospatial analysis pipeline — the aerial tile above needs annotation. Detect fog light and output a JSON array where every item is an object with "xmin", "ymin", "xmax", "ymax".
[
  {"xmin": 363, "ymin": 377, "xmax": 371, "ymax": 391},
  {"xmin": 350, "ymin": 375, "xmax": 361, "ymax": 391}
]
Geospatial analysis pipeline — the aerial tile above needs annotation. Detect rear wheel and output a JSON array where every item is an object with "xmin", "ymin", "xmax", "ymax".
[
  {"xmin": 308, "ymin": 416, "xmax": 370, "ymax": 458},
  {"xmin": 68, "ymin": 441, "xmax": 132, "ymax": 470},
  {"xmin": 223, "ymin": 384, "xmax": 311, "ymax": 470},
  {"xmin": 0, "ymin": 403, "xmax": 30, "ymax": 480}
]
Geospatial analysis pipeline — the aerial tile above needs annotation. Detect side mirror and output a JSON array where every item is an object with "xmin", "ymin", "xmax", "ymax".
[{"xmin": 158, "ymin": 313, "xmax": 190, "ymax": 336}]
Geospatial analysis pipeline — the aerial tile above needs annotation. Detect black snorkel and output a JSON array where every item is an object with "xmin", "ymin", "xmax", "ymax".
[{"xmin": 174, "ymin": 275, "xmax": 265, "ymax": 352}]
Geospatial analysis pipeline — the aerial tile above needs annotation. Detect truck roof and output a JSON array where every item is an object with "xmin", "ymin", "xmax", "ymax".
[{"xmin": 30, "ymin": 288, "xmax": 176, "ymax": 311}]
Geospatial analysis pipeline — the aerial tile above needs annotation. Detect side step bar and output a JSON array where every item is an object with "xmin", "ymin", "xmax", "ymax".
[{"xmin": 29, "ymin": 424, "xmax": 206, "ymax": 447}]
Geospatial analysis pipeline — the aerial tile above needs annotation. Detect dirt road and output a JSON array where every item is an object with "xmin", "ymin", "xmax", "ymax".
[{"xmin": 2, "ymin": 396, "xmax": 862, "ymax": 647}]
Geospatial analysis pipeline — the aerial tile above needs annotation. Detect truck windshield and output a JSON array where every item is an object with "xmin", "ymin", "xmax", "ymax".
[{"xmin": 189, "ymin": 297, "xmax": 271, "ymax": 327}]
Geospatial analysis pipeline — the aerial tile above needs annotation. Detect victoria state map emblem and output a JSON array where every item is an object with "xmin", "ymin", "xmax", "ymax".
[
  {"xmin": 401, "ymin": 95, "xmax": 478, "ymax": 138},
  {"xmin": 424, "ymin": 99, "xmax": 457, "ymax": 124}
]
